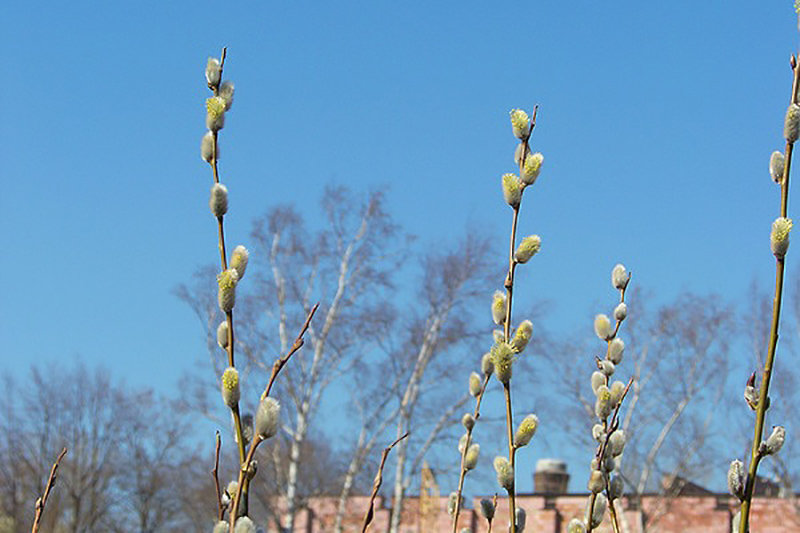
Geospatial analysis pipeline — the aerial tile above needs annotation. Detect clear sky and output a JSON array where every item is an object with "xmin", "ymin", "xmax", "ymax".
[{"xmin": 1, "ymin": 2, "xmax": 798, "ymax": 497}]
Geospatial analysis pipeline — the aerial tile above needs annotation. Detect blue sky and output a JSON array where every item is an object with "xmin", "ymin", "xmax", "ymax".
[{"xmin": 2, "ymin": 2, "xmax": 798, "ymax": 496}]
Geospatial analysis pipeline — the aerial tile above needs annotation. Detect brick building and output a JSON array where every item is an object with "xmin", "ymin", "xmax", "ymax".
[{"xmin": 283, "ymin": 459, "xmax": 800, "ymax": 532}]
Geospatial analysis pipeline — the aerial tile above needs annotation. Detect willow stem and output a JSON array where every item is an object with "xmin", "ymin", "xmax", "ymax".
[{"xmin": 739, "ymin": 52, "xmax": 797, "ymax": 533}]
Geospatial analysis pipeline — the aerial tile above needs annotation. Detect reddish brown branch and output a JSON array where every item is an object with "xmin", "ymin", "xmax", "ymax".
[
  {"xmin": 212, "ymin": 431, "xmax": 224, "ymax": 520},
  {"xmin": 262, "ymin": 302, "xmax": 319, "ymax": 400},
  {"xmin": 31, "ymin": 447, "xmax": 67, "ymax": 533},
  {"xmin": 360, "ymin": 432, "xmax": 409, "ymax": 533}
]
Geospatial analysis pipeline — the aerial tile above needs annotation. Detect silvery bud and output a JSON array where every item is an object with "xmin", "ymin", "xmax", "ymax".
[
  {"xmin": 513, "ymin": 414, "xmax": 539, "ymax": 448},
  {"xmin": 469, "ymin": 372, "xmax": 482, "ymax": 397},
  {"xmin": 480, "ymin": 499, "xmax": 495, "ymax": 520},
  {"xmin": 521, "ymin": 153, "xmax": 543, "ymax": 185},
  {"xmin": 458, "ymin": 434, "xmax": 469, "ymax": 454},
  {"xmin": 213, "ymin": 521, "xmax": 228, "ymax": 533},
  {"xmin": 255, "ymin": 397, "xmax": 280, "ymax": 439},
  {"xmin": 206, "ymin": 57, "xmax": 221, "ymax": 87},
  {"xmin": 588, "ymin": 470, "xmax": 606, "ymax": 493},
  {"xmin": 567, "ymin": 519, "xmax": 587, "ymax": 533},
  {"xmin": 728, "ymin": 459, "xmax": 745, "ymax": 500},
  {"xmin": 481, "ymin": 352, "xmax": 494, "ymax": 377},
  {"xmin": 464, "ymin": 443, "xmax": 480, "ymax": 470},
  {"xmin": 447, "ymin": 492, "xmax": 462, "ymax": 516},
  {"xmin": 762, "ymin": 425, "xmax": 786, "ymax": 456},
  {"xmin": 613, "ymin": 302, "xmax": 627, "ymax": 322},
  {"xmin": 598, "ymin": 360, "xmax": 615, "ymax": 377},
  {"xmin": 594, "ymin": 314, "xmax": 612, "ymax": 341},
  {"xmin": 491, "ymin": 342, "xmax": 515, "ymax": 384},
  {"xmin": 510, "ymin": 320, "xmax": 533, "ymax": 353},
  {"xmin": 770, "ymin": 217, "xmax": 793, "ymax": 258},
  {"xmin": 234, "ymin": 516, "xmax": 256, "ymax": 533},
  {"xmin": 514, "ymin": 507, "xmax": 527, "ymax": 531},
  {"xmin": 210, "ymin": 183, "xmax": 229, "ymax": 217},
  {"xmin": 220, "ymin": 367, "xmax": 240, "ymax": 408},
  {"xmin": 514, "ymin": 235, "xmax": 541, "ymax": 264},
  {"xmin": 206, "ymin": 96, "xmax": 226, "ymax": 132},
  {"xmin": 462, "ymin": 413, "xmax": 475, "ymax": 431},
  {"xmin": 217, "ymin": 320, "xmax": 229, "ymax": 349},
  {"xmin": 493, "ymin": 329, "xmax": 505, "ymax": 343},
  {"xmin": 595, "ymin": 386, "xmax": 613, "ymax": 419},
  {"xmin": 510, "ymin": 109, "xmax": 530, "ymax": 139},
  {"xmin": 611, "ymin": 264, "xmax": 630, "ymax": 290},
  {"xmin": 230, "ymin": 245, "xmax": 249, "ymax": 279},
  {"xmin": 592, "ymin": 424, "xmax": 605, "ymax": 443},
  {"xmin": 502, "ymin": 173, "xmax": 522, "ymax": 208},
  {"xmin": 219, "ymin": 81, "xmax": 235, "ymax": 111},
  {"xmin": 217, "ymin": 269, "xmax": 239, "ymax": 313},
  {"xmin": 591, "ymin": 372, "xmax": 606, "ymax": 395},
  {"xmin": 608, "ymin": 430, "xmax": 626, "ymax": 457},
  {"xmin": 609, "ymin": 380, "xmax": 626, "ymax": 407},
  {"xmin": 785, "ymin": 103, "xmax": 800, "ymax": 143},
  {"xmin": 585, "ymin": 493, "xmax": 607, "ymax": 528},
  {"xmin": 492, "ymin": 291, "xmax": 507, "ymax": 326},
  {"xmin": 493, "ymin": 456, "xmax": 515, "ymax": 491},
  {"xmin": 226, "ymin": 480, "xmax": 238, "ymax": 500},
  {"xmin": 608, "ymin": 475, "xmax": 624, "ymax": 500},
  {"xmin": 239, "ymin": 413, "xmax": 253, "ymax": 446},
  {"xmin": 201, "ymin": 131, "xmax": 216, "ymax": 163},
  {"xmin": 608, "ymin": 338, "xmax": 625, "ymax": 364},
  {"xmin": 770, "ymin": 151, "xmax": 785, "ymax": 183}
]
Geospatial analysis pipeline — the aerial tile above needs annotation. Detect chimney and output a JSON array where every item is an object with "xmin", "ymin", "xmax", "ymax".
[{"xmin": 533, "ymin": 459, "xmax": 569, "ymax": 494}]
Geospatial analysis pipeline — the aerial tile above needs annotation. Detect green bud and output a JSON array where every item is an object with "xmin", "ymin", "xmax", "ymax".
[
  {"xmin": 514, "ymin": 235, "xmax": 542, "ymax": 264},
  {"xmin": 521, "ymin": 152, "xmax": 543, "ymax": 185},
  {"xmin": 255, "ymin": 397, "xmax": 280, "ymax": 439},
  {"xmin": 210, "ymin": 183, "xmax": 229, "ymax": 217},
  {"xmin": 220, "ymin": 367, "xmax": 240, "ymax": 408},
  {"xmin": 513, "ymin": 414, "xmax": 539, "ymax": 448},
  {"xmin": 490, "ymin": 342, "xmax": 515, "ymax": 384},
  {"xmin": 502, "ymin": 173, "xmax": 522, "ymax": 208},
  {"xmin": 510, "ymin": 320, "xmax": 533, "ymax": 353},
  {"xmin": 594, "ymin": 314, "xmax": 612, "ymax": 340},
  {"xmin": 770, "ymin": 151, "xmax": 785, "ymax": 183},
  {"xmin": 771, "ymin": 217, "xmax": 793, "ymax": 258}
]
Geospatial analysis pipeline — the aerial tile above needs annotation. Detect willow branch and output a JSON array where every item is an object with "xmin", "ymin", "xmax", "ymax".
[
  {"xmin": 212, "ymin": 431, "xmax": 223, "ymax": 520},
  {"xmin": 31, "ymin": 447, "xmax": 67, "ymax": 533},
  {"xmin": 361, "ymin": 432, "xmax": 409, "ymax": 533}
]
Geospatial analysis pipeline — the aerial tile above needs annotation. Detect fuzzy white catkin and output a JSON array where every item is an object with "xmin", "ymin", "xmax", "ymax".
[
  {"xmin": 217, "ymin": 269, "xmax": 238, "ymax": 313},
  {"xmin": 234, "ymin": 516, "xmax": 256, "ymax": 533},
  {"xmin": 481, "ymin": 353, "xmax": 494, "ymax": 376},
  {"xmin": 567, "ymin": 518, "xmax": 587, "ymax": 533},
  {"xmin": 217, "ymin": 320, "xmax": 229, "ymax": 349},
  {"xmin": 238, "ymin": 413, "xmax": 253, "ymax": 446},
  {"xmin": 592, "ymin": 424, "xmax": 605, "ymax": 443},
  {"xmin": 219, "ymin": 81, "xmax": 235, "ymax": 111},
  {"xmin": 493, "ymin": 456, "xmax": 514, "ymax": 491},
  {"xmin": 201, "ymin": 131, "xmax": 216, "ymax": 163},
  {"xmin": 591, "ymin": 372, "xmax": 606, "ymax": 395},
  {"xmin": 469, "ymin": 372, "xmax": 482, "ymax": 397},
  {"xmin": 521, "ymin": 153, "xmax": 543, "ymax": 185},
  {"xmin": 491, "ymin": 342, "xmax": 515, "ymax": 384},
  {"xmin": 785, "ymin": 103, "xmax": 800, "ymax": 143},
  {"xmin": 609, "ymin": 380, "xmax": 626, "ymax": 407},
  {"xmin": 458, "ymin": 434, "xmax": 469, "ymax": 454},
  {"xmin": 210, "ymin": 183, "xmax": 229, "ymax": 217},
  {"xmin": 464, "ymin": 443, "xmax": 480, "ymax": 470},
  {"xmin": 614, "ymin": 302, "xmax": 627, "ymax": 322},
  {"xmin": 770, "ymin": 151, "xmax": 785, "ymax": 183},
  {"xmin": 598, "ymin": 360, "xmax": 615, "ymax": 377},
  {"xmin": 763, "ymin": 425, "xmax": 786, "ymax": 455},
  {"xmin": 492, "ymin": 291, "xmax": 507, "ymax": 326},
  {"xmin": 206, "ymin": 57, "xmax": 221, "ymax": 86},
  {"xmin": 608, "ymin": 430, "xmax": 626, "ymax": 456},
  {"xmin": 515, "ymin": 507, "xmax": 527, "ymax": 531},
  {"xmin": 595, "ymin": 386, "xmax": 613, "ymax": 419},
  {"xmin": 611, "ymin": 264, "xmax": 629, "ymax": 290},
  {"xmin": 502, "ymin": 173, "xmax": 522, "ymax": 208},
  {"xmin": 514, "ymin": 143, "xmax": 531, "ymax": 166},
  {"xmin": 586, "ymin": 493, "xmax": 607, "ymax": 528},
  {"xmin": 588, "ymin": 470, "xmax": 605, "ymax": 493},
  {"xmin": 513, "ymin": 414, "xmax": 539, "ymax": 448},
  {"xmin": 230, "ymin": 245, "xmax": 249, "ymax": 279},
  {"xmin": 510, "ymin": 109, "xmax": 530, "ymax": 140},
  {"xmin": 462, "ymin": 413, "xmax": 475, "ymax": 431},
  {"xmin": 255, "ymin": 397, "xmax": 280, "ymax": 439},
  {"xmin": 221, "ymin": 367, "xmax": 240, "ymax": 408},
  {"xmin": 226, "ymin": 480, "xmax": 238, "ymax": 499},
  {"xmin": 728, "ymin": 459, "xmax": 745, "ymax": 500},
  {"xmin": 206, "ymin": 97, "xmax": 226, "ymax": 132},
  {"xmin": 447, "ymin": 492, "xmax": 462, "ymax": 516},
  {"xmin": 608, "ymin": 475, "xmax": 624, "ymax": 500},
  {"xmin": 594, "ymin": 314, "xmax": 612, "ymax": 340},
  {"xmin": 771, "ymin": 217, "xmax": 793, "ymax": 258},
  {"xmin": 608, "ymin": 338, "xmax": 625, "ymax": 364},
  {"xmin": 510, "ymin": 320, "xmax": 533, "ymax": 353},
  {"xmin": 213, "ymin": 521, "xmax": 228, "ymax": 533},
  {"xmin": 514, "ymin": 235, "xmax": 541, "ymax": 264}
]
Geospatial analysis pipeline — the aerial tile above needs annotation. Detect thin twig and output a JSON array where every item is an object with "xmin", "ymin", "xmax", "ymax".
[
  {"xmin": 31, "ymin": 447, "xmax": 67, "ymax": 533},
  {"xmin": 739, "ymin": 52, "xmax": 799, "ymax": 533},
  {"xmin": 212, "ymin": 431, "xmax": 224, "ymax": 520},
  {"xmin": 228, "ymin": 303, "xmax": 319, "ymax": 533},
  {"xmin": 360, "ymin": 432, "xmax": 409, "ymax": 533}
]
